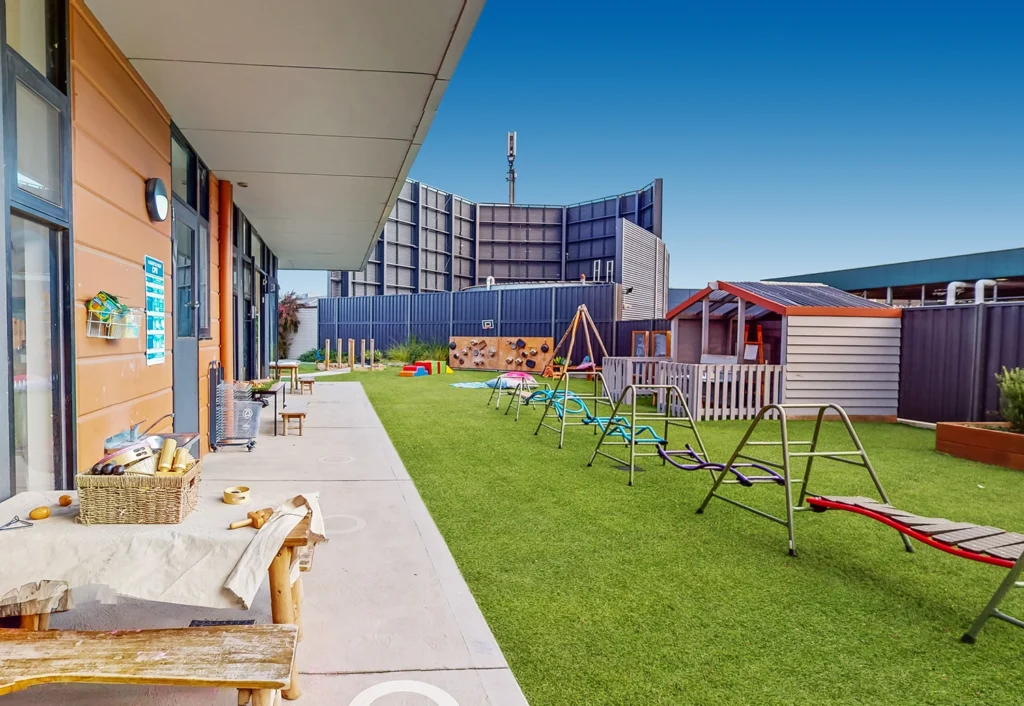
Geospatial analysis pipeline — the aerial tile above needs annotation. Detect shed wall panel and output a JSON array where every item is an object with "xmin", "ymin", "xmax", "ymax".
[{"xmin": 784, "ymin": 315, "xmax": 902, "ymax": 417}]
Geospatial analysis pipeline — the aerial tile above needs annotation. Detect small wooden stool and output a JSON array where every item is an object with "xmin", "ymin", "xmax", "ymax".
[
  {"xmin": 298, "ymin": 377, "xmax": 314, "ymax": 395},
  {"xmin": 279, "ymin": 410, "xmax": 306, "ymax": 436}
]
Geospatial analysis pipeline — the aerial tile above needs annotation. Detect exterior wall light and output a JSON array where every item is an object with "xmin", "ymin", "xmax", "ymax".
[{"xmin": 145, "ymin": 178, "xmax": 169, "ymax": 222}]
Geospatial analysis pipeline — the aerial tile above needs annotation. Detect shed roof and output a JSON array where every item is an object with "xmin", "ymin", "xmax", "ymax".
[{"xmin": 666, "ymin": 281, "xmax": 900, "ymax": 319}]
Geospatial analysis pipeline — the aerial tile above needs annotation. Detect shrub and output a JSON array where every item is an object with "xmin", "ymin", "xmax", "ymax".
[
  {"xmin": 996, "ymin": 366, "xmax": 1024, "ymax": 432},
  {"xmin": 297, "ymin": 348, "xmax": 338, "ymax": 364},
  {"xmin": 277, "ymin": 292, "xmax": 302, "ymax": 358},
  {"xmin": 384, "ymin": 337, "xmax": 449, "ymax": 364}
]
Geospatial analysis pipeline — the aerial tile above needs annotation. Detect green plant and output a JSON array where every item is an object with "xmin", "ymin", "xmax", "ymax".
[
  {"xmin": 996, "ymin": 366, "xmax": 1024, "ymax": 431},
  {"xmin": 277, "ymin": 292, "xmax": 302, "ymax": 358},
  {"xmin": 553, "ymin": 355, "xmax": 566, "ymax": 366},
  {"xmin": 297, "ymin": 347, "xmax": 337, "ymax": 364}
]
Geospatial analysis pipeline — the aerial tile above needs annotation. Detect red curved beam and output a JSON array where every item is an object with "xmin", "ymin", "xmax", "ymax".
[{"xmin": 806, "ymin": 497, "xmax": 1014, "ymax": 569}]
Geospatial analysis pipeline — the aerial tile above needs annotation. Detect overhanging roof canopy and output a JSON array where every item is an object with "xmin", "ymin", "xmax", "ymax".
[
  {"xmin": 86, "ymin": 0, "xmax": 485, "ymax": 270},
  {"xmin": 667, "ymin": 281, "xmax": 900, "ymax": 319}
]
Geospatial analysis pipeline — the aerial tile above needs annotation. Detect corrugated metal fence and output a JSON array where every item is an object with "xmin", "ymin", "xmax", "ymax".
[
  {"xmin": 899, "ymin": 303, "xmax": 1024, "ymax": 422},
  {"xmin": 318, "ymin": 284, "xmax": 633, "ymax": 363}
]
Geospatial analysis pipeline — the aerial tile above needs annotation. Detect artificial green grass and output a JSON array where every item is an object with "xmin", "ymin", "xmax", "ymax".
[{"xmin": 352, "ymin": 370, "xmax": 1024, "ymax": 705}]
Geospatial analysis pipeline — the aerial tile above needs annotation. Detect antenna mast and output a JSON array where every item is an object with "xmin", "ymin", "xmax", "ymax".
[{"xmin": 506, "ymin": 131, "xmax": 517, "ymax": 204}]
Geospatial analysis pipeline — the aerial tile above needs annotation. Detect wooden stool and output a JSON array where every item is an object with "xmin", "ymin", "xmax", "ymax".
[
  {"xmin": 279, "ymin": 411, "xmax": 306, "ymax": 436},
  {"xmin": 299, "ymin": 377, "xmax": 314, "ymax": 395}
]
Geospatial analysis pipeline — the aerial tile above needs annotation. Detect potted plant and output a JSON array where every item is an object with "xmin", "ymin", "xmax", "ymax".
[{"xmin": 935, "ymin": 366, "xmax": 1024, "ymax": 470}]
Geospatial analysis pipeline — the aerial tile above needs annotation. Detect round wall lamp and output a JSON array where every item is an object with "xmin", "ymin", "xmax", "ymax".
[{"xmin": 145, "ymin": 178, "xmax": 168, "ymax": 222}]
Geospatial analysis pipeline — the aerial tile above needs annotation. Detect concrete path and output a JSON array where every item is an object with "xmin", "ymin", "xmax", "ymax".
[{"xmin": 8, "ymin": 382, "xmax": 528, "ymax": 705}]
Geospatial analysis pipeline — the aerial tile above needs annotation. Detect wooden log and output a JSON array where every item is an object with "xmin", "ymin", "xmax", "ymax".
[
  {"xmin": 252, "ymin": 690, "xmax": 279, "ymax": 706},
  {"xmin": 291, "ymin": 578, "xmax": 304, "ymax": 642},
  {"xmin": 268, "ymin": 548, "xmax": 301, "ymax": 701}
]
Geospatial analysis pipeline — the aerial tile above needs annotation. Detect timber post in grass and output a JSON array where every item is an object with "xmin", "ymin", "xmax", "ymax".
[
  {"xmin": 361, "ymin": 339, "xmax": 366, "ymax": 368},
  {"xmin": 324, "ymin": 339, "xmax": 332, "ymax": 370},
  {"xmin": 348, "ymin": 339, "xmax": 356, "ymax": 370},
  {"xmin": 337, "ymin": 339, "xmax": 343, "ymax": 368},
  {"xmin": 370, "ymin": 339, "xmax": 375, "ymax": 367}
]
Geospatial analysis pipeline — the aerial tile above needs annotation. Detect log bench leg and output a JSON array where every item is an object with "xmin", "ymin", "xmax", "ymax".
[
  {"xmin": 19, "ymin": 613, "xmax": 48, "ymax": 631},
  {"xmin": 252, "ymin": 689, "xmax": 280, "ymax": 706},
  {"xmin": 269, "ymin": 547, "xmax": 301, "ymax": 701},
  {"xmin": 238, "ymin": 689, "xmax": 251, "ymax": 705},
  {"xmin": 292, "ymin": 577, "xmax": 304, "ymax": 642}
]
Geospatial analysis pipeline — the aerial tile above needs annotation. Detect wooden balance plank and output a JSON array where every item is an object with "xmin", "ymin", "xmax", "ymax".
[
  {"xmin": 987, "ymin": 543, "xmax": 1024, "ymax": 561},
  {"xmin": 0, "ymin": 625, "xmax": 297, "ymax": 697},
  {"xmin": 932, "ymin": 526, "xmax": 1007, "ymax": 545},
  {"xmin": 958, "ymin": 532, "xmax": 1024, "ymax": 553}
]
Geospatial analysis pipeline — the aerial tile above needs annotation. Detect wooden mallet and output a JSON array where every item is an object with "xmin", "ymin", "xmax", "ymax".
[{"xmin": 229, "ymin": 508, "xmax": 273, "ymax": 530}]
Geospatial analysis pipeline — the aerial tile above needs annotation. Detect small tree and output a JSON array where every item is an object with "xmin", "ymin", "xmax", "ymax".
[
  {"xmin": 278, "ymin": 292, "xmax": 302, "ymax": 359},
  {"xmin": 996, "ymin": 366, "xmax": 1024, "ymax": 432}
]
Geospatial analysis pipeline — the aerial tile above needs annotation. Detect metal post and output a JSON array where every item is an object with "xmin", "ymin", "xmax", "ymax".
[
  {"xmin": 969, "ymin": 302, "xmax": 988, "ymax": 422},
  {"xmin": 736, "ymin": 299, "xmax": 746, "ymax": 360},
  {"xmin": 885, "ymin": 286, "xmax": 893, "ymax": 305}
]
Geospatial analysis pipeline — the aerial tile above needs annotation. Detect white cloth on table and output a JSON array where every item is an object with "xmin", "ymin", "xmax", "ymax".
[{"xmin": 0, "ymin": 489, "xmax": 325, "ymax": 611}]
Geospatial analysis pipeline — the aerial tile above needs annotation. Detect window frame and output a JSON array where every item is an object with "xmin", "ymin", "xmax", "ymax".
[
  {"xmin": 1, "ymin": 0, "xmax": 75, "ymax": 495},
  {"xmin": 169, "ymin": 125, "xmax": 212, "ymax": 339}
]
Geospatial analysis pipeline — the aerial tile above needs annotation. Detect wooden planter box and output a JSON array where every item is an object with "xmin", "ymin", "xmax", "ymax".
[{"xmin": 936, "ymin": 422, "xmax": 1024, "ymax": 471}]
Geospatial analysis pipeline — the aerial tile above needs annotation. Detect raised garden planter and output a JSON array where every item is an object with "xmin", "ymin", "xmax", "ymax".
[{"xmin": 936, "ymin": 422, "xmax": 1024, "ymax": 471}]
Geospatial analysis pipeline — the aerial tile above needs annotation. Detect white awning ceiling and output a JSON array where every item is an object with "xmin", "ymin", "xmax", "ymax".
[{"xmin": 85, "ymin": 0, "xmax": 484, "ymax": 270}]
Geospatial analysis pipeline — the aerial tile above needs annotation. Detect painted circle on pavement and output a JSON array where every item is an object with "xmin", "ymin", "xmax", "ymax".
[
  {"xmin": 323, "ymin": 513, "xmax": 367, "ymax": 535},
  {"xmin": 318, "ymin": 454, "xmax": 355, "ymax": 464},
  {"xmin": 348, "ymin": 680, "xmax": 459, "ymax": 706}
]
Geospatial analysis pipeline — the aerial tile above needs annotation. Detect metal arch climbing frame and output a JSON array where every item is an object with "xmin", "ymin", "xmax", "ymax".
[
  {"xmin": 588, "ymin": 384, "xmax": 710, "ymax": 486},
  {"xmin": 533, "ymin": 369, "xmax": 614, "ymax": 449},
  {"xmin": 504, "ymin": 381, "xmax": 553, "ymax": 421},
  {"xmin": 695, "ymin": 403, "xmax": 914, "ymax": 557}
]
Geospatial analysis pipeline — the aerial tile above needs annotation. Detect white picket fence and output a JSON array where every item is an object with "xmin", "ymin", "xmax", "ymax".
[{"xmin": 602, "ymin": 357, "xmax": 785, "ymax": 421}]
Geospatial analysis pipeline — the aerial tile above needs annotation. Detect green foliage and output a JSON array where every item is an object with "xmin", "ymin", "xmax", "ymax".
[
  {"xmin": 353, "ymin": 370, "xmax": 1024, "ymax": 705},
  {"xmin": 996, "ymin": 366, "xmax": 1024, "ymax": 431},
  {"xmin": 553, "ymin": 355, "xmax": 566, "ymax": 366},
  {"xmin": 297, "ymin": 347, "xmax": 338, "ymax": 364},
  {"xmin": 277, "ymin": 291, "xmax": 302, "ymax": 358},
  {"xmin": 383, "ymin": 337, "xmax": 448, "ymax": 364}
]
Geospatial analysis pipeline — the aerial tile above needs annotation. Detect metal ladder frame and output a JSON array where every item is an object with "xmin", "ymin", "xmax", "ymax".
[
  {"xmin": 533, "ymin": 370, "xmax": 614, "ymax": 449},
  {"xmin": 963, "ymin": 553, "xmax": 1024, "ymax": 643},
  {"xmin": 588, "ymin": 384, "xmax": 709, "ymax": 486},
  {"xmin": 505, "ymin": 380, "xmax": 553, "ymax": 421},
  {"xmin": 696, "ymin": 403, "xmax": 914, "ymax": 557}
]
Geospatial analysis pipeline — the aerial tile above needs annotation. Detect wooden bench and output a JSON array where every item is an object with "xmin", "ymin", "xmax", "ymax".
[
  {"xmin": 279, "ymin": 404, "xmax": 306, "ymax": 436},
  {"xmin": 0, "ymin": 624, "xmax": 297, "ymax": 704},
  {"xmin": 298, "ymin": 376, "xmax": 314, "ymax": 395}
]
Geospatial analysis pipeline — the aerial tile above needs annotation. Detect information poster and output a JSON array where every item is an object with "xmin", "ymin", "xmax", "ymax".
[{"xmin": 144, "ymin": 255, "xmax": 165, "ymax": 366}]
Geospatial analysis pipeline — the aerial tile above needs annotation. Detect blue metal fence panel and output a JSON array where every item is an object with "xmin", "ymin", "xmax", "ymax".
[
  {"xmin": 337, "ymin": 323, "xmax": 372, "ymax": 349},
  {"xmin": 555, "ymin": 284, "xmax": 617, "ymax": 322},
  {"xmin": 452, "ymin": 290, "xmax": 499, "ymax": 336},
  {"xmin": 318, "ymin": 323, "xmax": 337, "ymax": 350},
  {"xmin": 373, "ymin": 294, "xmax": 410, "ymax": 324},
  {"xmin": 374, "ymin": 324, "xmax": 409, "ymax": 350},
  {"xmin": 337, "ymin": 296, "xmax": 372, "ymax": 324},
  {"xmin": 410, "ymin": 292, "xmax": 450, "ymax": 323},
  {"xmin": 499, "ymin": 287, "xmax": 553, "ymax": 338},
  {"xmin": 318, "ymin": 298, "xmax": 338, "ymax": 326}
]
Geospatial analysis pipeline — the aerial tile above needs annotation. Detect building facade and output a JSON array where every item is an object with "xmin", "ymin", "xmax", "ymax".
[
  {"xmin": 0, "ymin": 0, "xmax": 482, "ymax": 500},
  {"xmin": 329, "ymin": 178, "xmax": 666, "ymax": 308}
]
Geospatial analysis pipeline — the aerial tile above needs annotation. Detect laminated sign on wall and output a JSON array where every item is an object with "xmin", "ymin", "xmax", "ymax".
[{"xmin": 144, "ymin": 255, "xmax": 165, "ymax": 366}]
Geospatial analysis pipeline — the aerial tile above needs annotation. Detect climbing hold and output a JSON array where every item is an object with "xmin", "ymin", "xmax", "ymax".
[
  {"xmin": 449, "ymin": 341, "xmax": 457, "ymax": 350},
  {"xmin": 541, "ymin": 343, "xmax": 549, "ymax": 353},
  {"xmin": 525, "ymin": 359, "xmax": 537, "ymax": 368}
]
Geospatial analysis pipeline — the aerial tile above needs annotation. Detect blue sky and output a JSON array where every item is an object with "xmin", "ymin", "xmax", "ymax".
[{"xmin": 280, "ymin": 0, "xmax": 1024, "ymax": 294}]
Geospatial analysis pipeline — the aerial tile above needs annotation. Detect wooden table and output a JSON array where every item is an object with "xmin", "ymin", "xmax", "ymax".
[
  {"xmin": 252, "ymin": 381, "xmax": 287, "ymax": 436},
  {"xmin": 270, "ymin": 360, "xmax": 300, "ymax": 392},
  {"xmin": 4, "ymin": 504, "xmax": 317, "ymax": 702}
]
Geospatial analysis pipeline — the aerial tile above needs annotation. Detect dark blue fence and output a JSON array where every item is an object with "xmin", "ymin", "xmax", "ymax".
[{"xmin": 318, "ymin": 284, "xmax": 640, "ymax": 362}]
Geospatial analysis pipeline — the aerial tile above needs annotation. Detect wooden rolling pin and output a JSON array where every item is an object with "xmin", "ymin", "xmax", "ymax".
[
  {"xmin": 157, "ymin": 438, "xmax": 177, "ymax": 472},
  {"xmin": 229, "ymin": 508, "xmax": 273, "ymax": 530}
]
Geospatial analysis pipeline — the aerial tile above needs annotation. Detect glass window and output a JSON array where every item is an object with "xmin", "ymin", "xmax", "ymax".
[
  {"xmin": 175, "ymin": 219, "xmax": 195, "ymax": 337},
  {"xmin": 171, "ymin": 136, "xmax": 194, "ymax": 206},
  {"xmin": 10, "ymin": 215, "xmax": 55, "ymax": 492},
  {"xmin": 198, "ymin": 223, "xmax": 210, "ymax": 338},
  {"xmin": 6, "ymin": 0, "xmax": 48, "ymax": 78},
  {"xmin": 198, "ymin": 165, "xmax": 209, "ymax": 220},
  {"xmin": 16, "ymin": 80, "xmax": 61, "ymax": 206}
]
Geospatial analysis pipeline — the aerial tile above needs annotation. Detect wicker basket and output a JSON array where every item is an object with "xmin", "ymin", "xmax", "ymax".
[{"xmin": 76, "ymin": 461, "xmax": 202, "ymax": 525}]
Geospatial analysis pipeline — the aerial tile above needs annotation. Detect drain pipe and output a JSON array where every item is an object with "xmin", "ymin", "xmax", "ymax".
[
  {"xmin": 974, "ymin": 279, "xmax": 997, "ymax": 303},
  {"xmin": 485, "ymin": 276, "xmax": 495, "ymax": 290},
  {"xmin": 946, "ymin": 281, "xmax": 966, "ymax": 306}
]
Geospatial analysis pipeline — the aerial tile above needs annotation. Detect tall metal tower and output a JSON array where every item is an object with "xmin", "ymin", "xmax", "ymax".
[{"xmin": 506, "ymin": 131, "xmax": 517, "ymax": 204}]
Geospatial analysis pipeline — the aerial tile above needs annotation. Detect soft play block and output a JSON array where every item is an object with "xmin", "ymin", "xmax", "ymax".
[
  {"xmin": 398, "ymin": 370, "xmax": 415, "ymax": 377},
  {"xmin": 413, "ymin": 361, "xmax": 434, "ymax": 374},
  {"xmin": 413, "ymin": 367, "xmax": 428, "ymax": 377}
]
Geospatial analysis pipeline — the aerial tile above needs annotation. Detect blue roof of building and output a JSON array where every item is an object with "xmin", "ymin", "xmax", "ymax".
[{"xmin": 775, "ymin": 248, "xmax": 1024, "ymax": 290}]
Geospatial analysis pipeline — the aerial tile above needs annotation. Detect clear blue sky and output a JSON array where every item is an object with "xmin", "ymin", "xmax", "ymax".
[{"xmin": 280, "ymin": 0, "xmax": 1023, "ymax": 295}]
